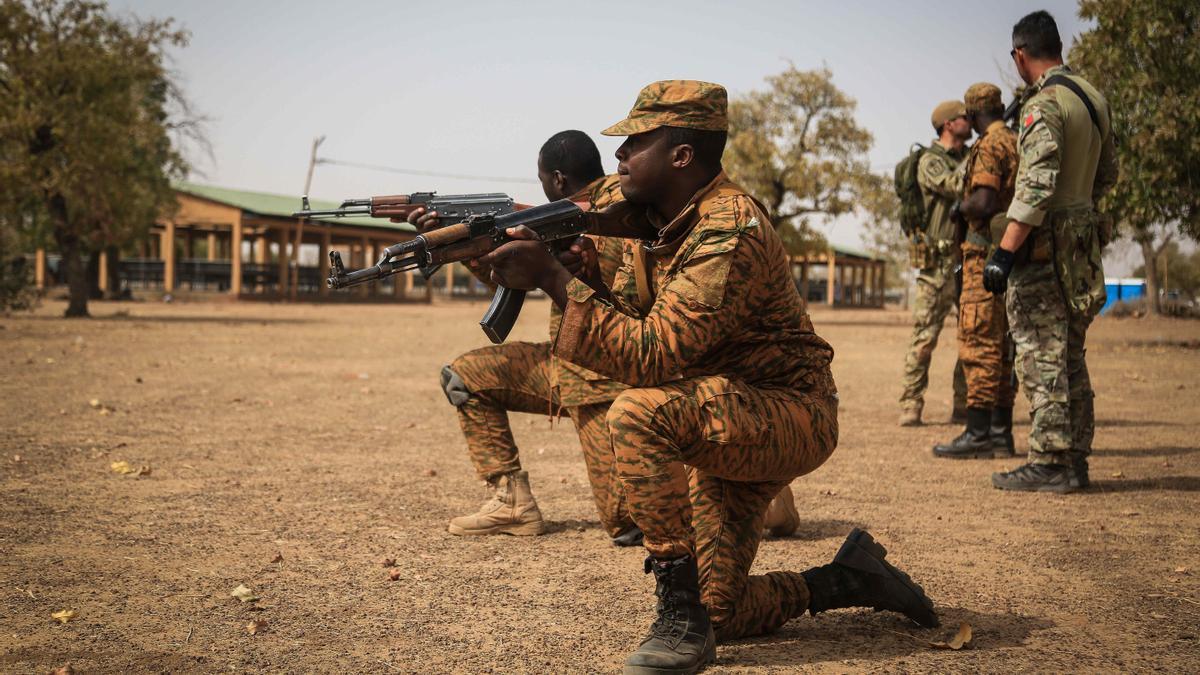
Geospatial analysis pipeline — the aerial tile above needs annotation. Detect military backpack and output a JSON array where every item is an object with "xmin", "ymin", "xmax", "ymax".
[{"xmin": 893, "ymin": 144, "xmax": 927, "ymax": 237}]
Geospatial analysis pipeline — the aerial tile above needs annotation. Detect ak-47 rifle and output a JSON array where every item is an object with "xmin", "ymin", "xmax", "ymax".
[
  {"xmin": 323, "ymin": 199, "xmax": 649, "ymax": 344},
  {"xmin": 292, "ymin": 192, "xmax": 516, "ymax": 278}
]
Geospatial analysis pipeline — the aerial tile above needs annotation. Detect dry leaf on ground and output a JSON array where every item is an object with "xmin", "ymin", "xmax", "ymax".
[
  {"xmin": 230, "ymin": 584, "xmax": 259, "ymax": 603},
  {"xmin": 388, "ymin": 569, "xmax": 403, "ymax": 581},
  {"xmin": 379, "ymin": 558, "xmax": 396, "ymax": 568},
  {"xmin": 888, "ymin": 622, "xmax": 972, "ymax": 650},
  {"xmin": 246, "ymin": 619, "xmax": 268, "ymax": 635},
  {"xmin": 51, "ymin": 609, "xmax": 77, "ymax": 624},
  {"xmin": 270, "ymin": 553, "xmax": 284, "ymax": 564},
  {"xmin": 930, "ymin": 622, "xmax": 973, "ymax": 650}
]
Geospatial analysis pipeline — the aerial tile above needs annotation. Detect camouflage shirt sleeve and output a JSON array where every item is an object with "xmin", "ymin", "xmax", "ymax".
[
  {"xmin": 969, "ymin": 133, "xmax": 1006, "ymax": 193},
  {"xmin": 1093, "ymin": 120, "xmax": 1119, "ymax": 201},
  {"xmin": 917, "ymin": 151, "xmax": 962, "ymax": 200},
  {"xmin": 554, "ymin": 209, "xmax": 760, "ymax": 387},
  {"xmin": 1007, "ymin": 94, "xmax": 1063, "ymax": 227}
]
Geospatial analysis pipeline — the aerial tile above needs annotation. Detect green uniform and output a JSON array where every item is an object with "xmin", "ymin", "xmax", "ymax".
[
  {"xmin": 900, "ymin": 143, "xmax": 967, "ymax": 415},
  {"xmin": 1006, "ymin": 65, "xmax": 1118, "ymax": 464}
]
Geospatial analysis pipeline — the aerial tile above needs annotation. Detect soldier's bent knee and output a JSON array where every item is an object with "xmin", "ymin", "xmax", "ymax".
[{"xmin": 439, "ymin": 365, "xmax": 472, "ymax": 407}]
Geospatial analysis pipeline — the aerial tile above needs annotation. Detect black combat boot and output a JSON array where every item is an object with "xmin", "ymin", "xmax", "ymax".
[
  {"xmin": 801, "ymin": 529, "xmax": 939, "ymax": 628},
  {"xmin": 1071, "ymin": 455, "xmax": 1090, "ymax": 488},
  {"xmin": 932, "ymin": 408, "xmax": 993, "ymax": 459},
  {"xmin": 991, "ymin": 462, "xmax": 1086, "ymax": 494},
  {"xmin": 989, "ymin": 407, "xmax": 1015, "ymax": 457},
  {"xmin": 624, "ymin": 556, "xmax": 715, "ymax": 675},
  {"xmin": 612, "ymin": 525, "xmax": 645, "ymax": 547}
]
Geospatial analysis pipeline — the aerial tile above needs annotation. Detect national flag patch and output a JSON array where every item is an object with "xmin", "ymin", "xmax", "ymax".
[{"xmin": 1025, "ymin": 114, "xmax": 1034, "ymax": 128}]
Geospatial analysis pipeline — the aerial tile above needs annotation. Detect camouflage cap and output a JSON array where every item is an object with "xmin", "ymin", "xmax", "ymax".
[
  {"xmin": 602, "ymin": 80, "xmax": 728, "ymax": 136},
  {"xmin": 931, "ymin": 100, "xmax": 966, "ymax": 130},
  {"xmin": 964, "ymin": 82, "xmax": 1003, "ymax": 113}
]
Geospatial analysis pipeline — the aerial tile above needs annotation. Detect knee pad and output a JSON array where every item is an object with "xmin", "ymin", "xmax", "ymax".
[{"xmin": 440, "ymin": 365, "xmax": 472, "ymax": 407}]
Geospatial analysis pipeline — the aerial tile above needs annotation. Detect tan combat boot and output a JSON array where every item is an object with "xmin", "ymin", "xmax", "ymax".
[
  {"xmin": 898, "ymin": 401, "xmax": 923, "ymax": 427},
  {"xmin": 763, "ymin": 485, "xmax": 800, "ymax": 538},
  {"xmin": 448, "ymin": 470, "xmax": 545, "ymax": 537}
]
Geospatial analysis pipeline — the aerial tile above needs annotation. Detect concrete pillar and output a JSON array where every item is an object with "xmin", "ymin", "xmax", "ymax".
[
  {"xmin": 444, "ymin": 261, "xmax": 455, "ymax": 296},
  {"xmin": 277, "ymin": 227, "xmax": 290, "ymax": 297},
  {"xmin": 826, "ymin": 253, "xmax": 836, "ymax": 307},
  {"xmin": 319, "ymin": 229, "xmax": 331, "ymax": 298},
  {"xmin": 97, "ymin": 250, "xmax": 109, "ymax": 292},
  {"xmin": 163, "ymin": 220, "xmax": 176, "ymax": 293},
  {"xmin": 207, "ymin": 232, "xmax": 217, "ymax": 261},
  {"xmin": 230, "ymin": 213, "xmax": 243, "ymax": 296},
  {"xmin": 35, "ymin": 248, "xmax": 46, "ymax": 289}
]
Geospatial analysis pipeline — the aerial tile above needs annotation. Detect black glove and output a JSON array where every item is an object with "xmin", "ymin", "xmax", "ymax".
[{"xmin": 982, "ymin": 248, "xmax": 1016, "ymax": 294}]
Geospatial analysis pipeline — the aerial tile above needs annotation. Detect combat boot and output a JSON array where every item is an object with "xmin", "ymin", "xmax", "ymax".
[
  {"xmin": 932, "ymin": 408, "xmax": 993, "ymax": 459},
  {"xmin": 1071, "ymin": 455, "xmax": 1090, "ymax": 488},
  {"xmin": 898, "ymin": 402, "xmax": 923, "ymax": 427},
  {"xmin": 447, "ymin": 470, "xmax": 545, "ymax": 536},
  {"xmin": 950, "ymin": 401, "xmax": 968, "ymax": 425},
  {"xmin": 763, "ymin": 486, "xmax": 800, "ymax": 538},
  {"xmin": 990, "ymin": 407, "xmax": 1015, "ymax": 457},
  {"xmin": 801, "ymin": 529, "xmax": 939, "ymax": 628},
  {"xmin": 991, "ymin": 462, "xmax": 1085, "ymax": 494},
  {"xmin": 624, "ymin": 556, "xmax": 715, "ymax": 675}
]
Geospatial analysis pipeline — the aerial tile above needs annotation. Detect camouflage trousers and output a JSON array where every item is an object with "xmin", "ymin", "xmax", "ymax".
[
  {"xmin": 900, "ymin": 257, "xmax": 968, "ymax": 411},
  {"xmin": 446, "ymin": 341, "xmax": 632, "ymax": 538},
  {"xmin": 959, "ymin": 244, "xmax": 1016, "ymax": 409},
  {"xmin": 606, "ymin": 375, "xmax": 839, "ymax": 641},
  {"xmin": 1006, "ymin": 263, "xmax": 1095, "ymax": 464}
]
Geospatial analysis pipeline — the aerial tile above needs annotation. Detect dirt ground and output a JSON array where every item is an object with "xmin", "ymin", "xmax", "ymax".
[{"xmin": 2, "ymin": 296, "xmax": 1198, "ymax": 673}]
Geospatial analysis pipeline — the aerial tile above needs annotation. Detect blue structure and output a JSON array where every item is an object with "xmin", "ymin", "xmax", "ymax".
[{"xmin": 1101, "ymin": 277, "xmax": 1146, "ymax": 314}]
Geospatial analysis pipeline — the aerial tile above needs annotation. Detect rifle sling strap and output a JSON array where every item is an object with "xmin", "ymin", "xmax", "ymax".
[{"xmin": 1043, "ymin": 74, "xmax": 1101, "ymax": 133}]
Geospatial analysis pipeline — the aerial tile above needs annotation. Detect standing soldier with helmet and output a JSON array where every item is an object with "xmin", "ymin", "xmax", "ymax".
[
  {"xmin": 934, "ymin": 83, "xmax": 1019, "ymax": 460},
  {"xmin": 897, "ymin": 101, "xmax": 970, "ymax": 427},
  {"xmin": 983, "ymin": 10, "xmax": 1119, "ymax": 493}
]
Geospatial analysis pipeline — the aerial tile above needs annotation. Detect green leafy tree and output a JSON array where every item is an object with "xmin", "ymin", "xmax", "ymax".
[
  {"xmin": 0, "ymin": 0, "xmax": 197, "ymax": 316},
  {"xmin": 724, "ymin": 65, "xmax": 874, "ymax": 254},
  {"xmin": 1070, "ymin": 0, "xmax": 1200, "ymax": 314}
]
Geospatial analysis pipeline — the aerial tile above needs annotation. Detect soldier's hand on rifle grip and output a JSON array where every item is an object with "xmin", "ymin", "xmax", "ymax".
[
  {"xmin": 399, "ymin": 207, "xmax": 441, "ymax": 233},
  {"xmin": 481, "ymin": 226, "xmax": 567, "ymax": 292}
]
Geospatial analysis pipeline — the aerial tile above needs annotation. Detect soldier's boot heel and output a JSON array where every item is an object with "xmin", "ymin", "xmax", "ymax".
[
  {"xmin": 989, "ymin": 407, "xmax": 1015, "ymax": 457},
  {"xmin": 624, "ymin": 556, "xmax": 715, "ymax": 675},
  {"xmin": 802, "ymin": 529, "xmax": 940, "ymax": 628},
  {"xmin": 932, "ymin": 408, "xmax": 994, "ymax": 459},
  {"xmin": 763, "ymin": 485, "xmax": 800, "ymax": 537}
]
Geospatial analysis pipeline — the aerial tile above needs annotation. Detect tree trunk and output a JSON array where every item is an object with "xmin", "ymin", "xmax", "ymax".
[
  {"xmin": 47, "ymin": 195, "xmax": 89, "ymax": 318},
  {"xmin": 1137, "ymin": 235, "xmax": 1161, "ymax": 315}
]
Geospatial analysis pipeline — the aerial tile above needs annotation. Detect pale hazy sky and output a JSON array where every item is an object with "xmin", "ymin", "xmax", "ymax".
[{"xmin": 112, "ymin": 0, "xmax": 1089, "ymax": 252}]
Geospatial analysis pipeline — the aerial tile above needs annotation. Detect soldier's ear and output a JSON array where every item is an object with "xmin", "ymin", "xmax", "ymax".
[
  {"xmin": 553, "ymin": 170, "xmax": 568, "ymax": 193},
  {"xmin": 671, "ymin": 143, "xmax": 695, "ymax": 170}
]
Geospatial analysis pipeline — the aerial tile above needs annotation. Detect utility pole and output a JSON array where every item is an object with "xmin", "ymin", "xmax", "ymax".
[{"xmin": 291, "ymin": 135, "xmax": 325, "ymax": 300}]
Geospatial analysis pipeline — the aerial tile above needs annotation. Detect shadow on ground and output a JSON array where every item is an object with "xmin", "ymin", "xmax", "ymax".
[
  {"xmin": 717, "ymin": 606, "xmax": 1055, "ymax": 667},
  {"xmin": 1090, "ymin": 475, "xmax": 1200, "ymax": 493},
  {"xmin": 1094, "ymin": 445, "xmax": 1200, "ymax": 458}
]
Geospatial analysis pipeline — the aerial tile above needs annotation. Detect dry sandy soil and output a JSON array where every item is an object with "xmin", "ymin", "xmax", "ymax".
[{"xmin": 2, "ymin": 296, "xmax": 1198, "ymax": 673}]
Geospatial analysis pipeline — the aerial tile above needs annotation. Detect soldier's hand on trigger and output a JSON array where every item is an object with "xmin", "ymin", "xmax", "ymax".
[
  {"xmin": 556, "ymin": 237, "xmax": 600, "ymax": 284},
  {"xmin": 480, "ymin": 226, "xmax": 564, "ymax": 291},
  {"xmin": 396, "ymin": 207, "xmax": 441, "ymax": 233}
]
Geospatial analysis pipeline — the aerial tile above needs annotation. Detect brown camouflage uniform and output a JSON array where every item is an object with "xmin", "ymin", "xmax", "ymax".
[
  {"xmin": 555, "ymin": 167, "xmax": 838, "ymax": 641},
  {"xmin": 448, "ymin": 174, "xmax": 635, "ymax": 537},
  {"xmin": 959, "ymin": 109, "xmax": 1018, "ymax": 409}
]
